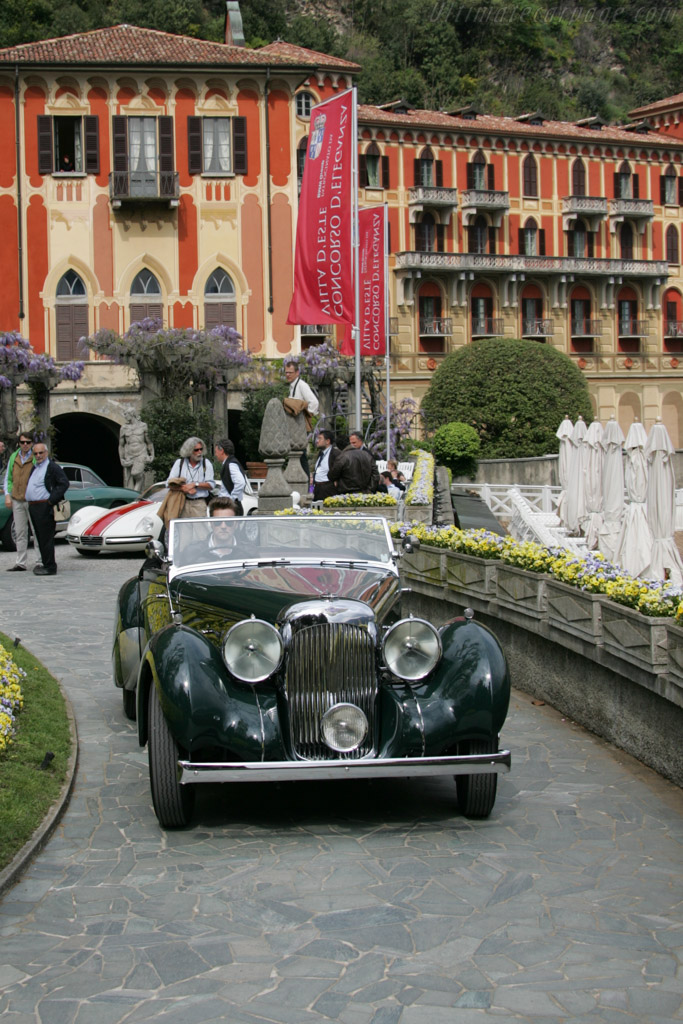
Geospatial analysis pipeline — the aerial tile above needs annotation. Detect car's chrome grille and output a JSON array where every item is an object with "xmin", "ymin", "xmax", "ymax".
[{"xmin": 284, "ymin": 623, "xmax": 376, "ymax": 760}]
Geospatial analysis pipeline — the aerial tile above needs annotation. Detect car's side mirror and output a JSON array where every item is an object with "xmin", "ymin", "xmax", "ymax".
[
  {"xmin": 401, "ymin": 534, "xmax": 420, "ymax": 554},
  {"xmin": 145, "ymin": 540, "xmax": 170, "ymax": 564}
]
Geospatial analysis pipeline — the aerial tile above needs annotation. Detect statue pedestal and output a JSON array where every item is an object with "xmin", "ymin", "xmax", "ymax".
[
  {"xmin": 257, "ymin": 458, "xmax": 292, "ymax": 513},
  {"xmin": 284, "ymin": 449, "xmax": 309, "ymax": 488}
]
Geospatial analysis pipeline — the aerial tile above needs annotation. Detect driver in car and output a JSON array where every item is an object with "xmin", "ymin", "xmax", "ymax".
[{"xmin": 182, "ymin": 497, "xmax": 240, "ymax": 563}]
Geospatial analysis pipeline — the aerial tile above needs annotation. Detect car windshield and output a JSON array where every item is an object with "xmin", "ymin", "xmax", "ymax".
[{"xmin": 169, "ymin": 515, "xmax": 395, "ymax": 570}]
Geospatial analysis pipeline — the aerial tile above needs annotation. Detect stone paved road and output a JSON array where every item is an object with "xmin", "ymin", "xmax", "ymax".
[{"xmin": 0, "ymin": 541, "xmax": 682, "ymax": 1024}]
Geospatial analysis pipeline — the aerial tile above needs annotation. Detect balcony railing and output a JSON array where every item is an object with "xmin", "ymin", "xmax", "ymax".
[
  {"xmin": 109, "ymin": 171, "xmax": 180, "ymax": 207},
  {"xmin": 522, "ymin": 319, "xmax": 554, "ymax": 337},
  {"xmin": 300, "ymin": 324, "xmax": 335, "ymax": 335},
  {"xmin": 408, "ymin": 186, "xmax": 458, "ymax": 207},
  {"xmin": 460, "ymin": 188, "xmax": 510, "ymax": 211},
  {"xmin": 419, "ymin": 317, "xmax": 453, "ymax": 336},
  {"xmin": 571, "ymin": 319, "xmax": 603, "ymax": 337},
  {"xmin": 472, "ymin": 318, "xmax": 504, "ymax": 337},
  {"xmin": 562, "ymin": 195, "xmax": 608, "ymax": 217},
  {"xmin": 618, "ymin": 320, "xmax": 650, "ymax": 337},
  {"xmin": 664, "ymin": 320, "xmax": 683, "ymax": 337},
  {"xmin": 394, "ymin": 251, "xmax": 669, "ymax": 279},
  {"xmin": 609, "ymin": 197, "xmax": 654, "ymax": 220}
]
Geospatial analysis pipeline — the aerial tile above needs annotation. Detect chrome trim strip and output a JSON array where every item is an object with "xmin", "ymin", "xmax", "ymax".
[{"xmin": 178, "ymin": 750, "xmax": 511, "ymax": 784}]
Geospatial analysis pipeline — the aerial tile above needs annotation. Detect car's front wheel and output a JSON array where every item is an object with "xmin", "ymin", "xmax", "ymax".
[
  {"xmin": 148, "ymin": 685, "xmax": 195, "ymax": 828},
  {"xmin": 456, "ymin": 738, "xmax": 499, "ymax": 819}
]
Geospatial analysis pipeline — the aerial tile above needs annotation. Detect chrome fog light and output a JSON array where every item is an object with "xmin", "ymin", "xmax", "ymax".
[
  {"xmin": 223, "ymin": 618, "xmax": 283, "ymax": 683},
  {"xmin": 382, "ymin": 617, "xmax": 441, "ymax": 681},
  {"xmin": 321, "ymin": 703, "xmax": 368, "ymax": 753}
]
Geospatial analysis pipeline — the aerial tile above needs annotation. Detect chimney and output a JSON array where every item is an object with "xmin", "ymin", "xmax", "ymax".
[{"xmin": 225, "ymin": 2, "xmax": 245, "ymax": 47}]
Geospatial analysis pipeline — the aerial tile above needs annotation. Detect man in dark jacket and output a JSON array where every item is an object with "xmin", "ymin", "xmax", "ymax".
[
  {"xmin": 214, "ymin": 438, "xmax": 247, "ymax": 515},
  {"xmin": 329, "ymin": 433, "xmax": 380, "ymax": 494},
  {"xmin": 312, "ymin": 429, "xmax": 341, "ymax": 501},
  {"xmin": 25, "ymin": 441, "xmax": 69, "ymax": 576}
]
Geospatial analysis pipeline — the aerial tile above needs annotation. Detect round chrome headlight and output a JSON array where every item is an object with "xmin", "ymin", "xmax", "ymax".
[
  {"xmin": 382, "ymin": 618, "xmax": 441, "ymax": 681},
  {"xmin": 223, "ymin": 619, "xmax": 283, "ymax": 683},
  {"xmin": 321, "ymin": 703, "xmax": 368, "ymax": 753}
]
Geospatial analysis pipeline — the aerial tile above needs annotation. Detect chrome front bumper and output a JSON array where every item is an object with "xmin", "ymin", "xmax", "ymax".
[{"xmin": 178, "ymin": 750, "xmax": 511, "ymax": 785}]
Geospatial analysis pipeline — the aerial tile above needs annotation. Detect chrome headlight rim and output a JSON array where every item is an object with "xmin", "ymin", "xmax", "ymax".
[
  {"xmin": 382, "ymin": 616, "xmax": 442, "ymax": 682},
  {"xmin": 223, "ymin": 618, "xmax": 283, "ymax": 684}
]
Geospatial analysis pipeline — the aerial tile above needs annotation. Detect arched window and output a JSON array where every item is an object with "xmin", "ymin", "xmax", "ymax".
[
  {"xmin": 204, "ymin": 269, "xmax": 237, "ymax": 330},
  {"xmin": 467, "ymin": 149, "xmax": 488, "ymax": 190},
  {"xmin": 522, "ymin": 154, "xmax": 538, "ymax": 197},
  {"xmin": 620, "ymin": 222, "xmax": 634, "ymax": 261},
  {"xmin": 297, "ymin": 136, "xmax": 307, "ymax": 195},
  {"xmin": 56, "ymin": 270, "xmax": 88, "ymax": 361},
  {"xmin": 416, "ymin": 212, "xmax": 437, "ymax": 252},
  {"xmin": 572, "ymin": 159, "xmax": 586, "ymax": 197},
  {"xmin": 666, "ymin": 225, "xmax": 679, "ymax": 265},
  {"xmin": 568, "ymin": 218, "xmax": 591, "ymax": 258},
  {"xmin": 570, "ymin": 286, "xmax": 595, "ymax": 352},
  {"xmin": 417, "ymin": 147, "xmax": 433, "ymax": 187},
  {"xmin": 616, "ymin": 160, "xmax": 632, "ymax": 199},
  {"xmin": 361, "ymin": 141, "xmax": 386, "ymax": 188},
  {"xmin": 470, "ymin": 284, "xmax": 495, "ymax": 337},
  {"xmin": 468, "ymin": 214, "xmax": 491, "ymax": 255},
  {"xmin": 130, "ymin": 269, "xmax": 162, "ymax": 325},
  {"xmin": 520, "ymin": 217, "xmax": 538, "ymax": 257},
  {"xmin": 661, "ymin": 163, "xmax": 678, "ymax": 206},
  {"xmin": 617, "ymin": 286, "xmax": 641, "ymax": 353},
  {"xmin": 296, "ymin": 92, "xmax": 314, "ymax": 119}
]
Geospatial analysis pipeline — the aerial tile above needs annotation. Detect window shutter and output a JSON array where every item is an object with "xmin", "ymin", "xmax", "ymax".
[
  {"xmin": 130, "ymin": 302, "xmax": 162, "ymax": 326},
  {"xmin": 188, "ymin": 116, "xmax": 202, "ymax": 175},
  {"xmin": 587, "ymin": 232, "xmax": 594, "ymax": 258},
  {"xmin": 83, "ymin": 116, "xmax": 99, "ymax": 175},
  {"xmin": 205, "ymin": 302, "xmax": 236, "ymax": 330},
  {"xmin": 613, "ymin": 171, "xmax": 619, "ymax": 197},
  {"xmin": 158, "ymin": 116, "xmax": 174, "ymax": 172},
  {"xmin": 518, "ymin": 228, "xmax": 525, "ymax": 255},
  {"xmin": 413, "ymin": 158, "xmax": 420, "ymax": 186},
  {"xmin": 660, "ymin": 176, "xmax": 667, "ymax": 205},
  {"xmin": 359, "ymin": 154, "xmax": 368, "ymax": 187},
  {"xmin": 233, "ymin": 116, "xmax": 247, "ymax": 174},
  {"xmin": 435, "ymin": 160, "xmax": 443, "ymax": 186},
  {"xmin": 466, "ymin": 163, "xmax": 475, "ymax": 189},
  {"xmin": 415, "ymin": 221, "xmax": 426, "ymax": 251},
  {"xmin": 488, "ymin": 226, "xmax": 496, "ymax": 254},
  {"xmin": 679, "ymin": 177, "xmax": 683, "ymax": 206},
  {"xmin": 72, "ymin": 304, "xmax": 89, "ymax": 350},
  {"xmin": 112, "ymin": 116, "xmax": 128, "ymax": 173},
  {"xmin": 485, "ymin": 297, "xmax": 493, "ymax": 319},
  {"xmin": 487, "ymin": 163, "xmax": 495, "ymax": 189},
  {"xmin": 56, "ymin": 305, "xmax": 74, "ymax": 360},
  {"xmin": 37, "ymin": 115, "xmax": 53, "ymax": 175},
  {"xmin": 632, "ymin": 173, "xmax": 640, "ymax": 199},
  {"xmin": 381, "ymin": 155, "xmax": 389, "ymax": 188},
  {"xmin": 436, "ymin": 224, "xmax": 445, "ymax": 252},
  {"xmin": 539, "ymin": 228, "xmax": 546, "ymax": 255}
]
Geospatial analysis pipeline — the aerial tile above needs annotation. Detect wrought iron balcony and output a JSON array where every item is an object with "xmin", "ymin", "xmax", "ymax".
[
  {"xmin": 664, "ymin": 320, "xmax": 683, "ymax": 338},
  {"xmin": 419, "ymin": 317, "xmax": 453, "ymax": 336},
  {"xmin": 522, "ymin": 319, "xmax": 554, "ymax": 338},
  {"xmin": 394, "ymin": 251, "xmax": 669, "ymax": 279},
  {"xmin": 460, "ymin": 188, "xmax": 510, "ymax": 226},
  {"xmin": 300, "ymin": 324, "xmax": 335, "ymax": 335},
  {"xmin": 472, "ymin": 318, "xmax": 504, "ymax": 337},
  {"xmin": 571, "ymin": 319, "xmax": 603, "ymax": 337},
  {"xmin": 618, "ymin": 320, "xmax": 650, "ymax": 337},
  {"xmin": 109, "ymin": 171, "xmax": 180, "ymax": 207}
]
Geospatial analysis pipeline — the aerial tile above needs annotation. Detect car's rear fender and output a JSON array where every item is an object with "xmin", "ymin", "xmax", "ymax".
[{"xmin": 136, "ymin": 625, "xmax": 286, "ymax": 760}]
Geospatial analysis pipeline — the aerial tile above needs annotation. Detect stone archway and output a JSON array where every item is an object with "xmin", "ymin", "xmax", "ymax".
[{"xmin": 51, "ymin": 412, "xmax": 123, "ymax": 485}]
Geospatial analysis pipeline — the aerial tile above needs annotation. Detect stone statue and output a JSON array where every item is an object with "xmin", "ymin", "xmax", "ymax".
[{"xmin": 118, "ymin": 409, "xmax": 154, "ymax": 492}]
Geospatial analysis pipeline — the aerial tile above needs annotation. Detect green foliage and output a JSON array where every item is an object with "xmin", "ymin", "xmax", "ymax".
[
  {"xmin": 422, "ymin": 339, "xmax": 593, "ymax": 459},
  {"xmin": 432, "ymin": 421, "xmax": 480, "ymax": 477},
  {"xmin": 239, "ymin": 381, "xmax": 288, "ymax": 464},
  {"xmin": 144, "ymin": 396, "xmax": 218, "ymax": 479}
]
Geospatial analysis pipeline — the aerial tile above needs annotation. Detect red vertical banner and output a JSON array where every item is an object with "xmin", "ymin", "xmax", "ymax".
[
  {"xmin": 287, "ymin": 91, "xmax": 354, "ymax": 326},
  {"xmin": 358, "ymin": 206, "xmax": 386, "ymax": 356}
]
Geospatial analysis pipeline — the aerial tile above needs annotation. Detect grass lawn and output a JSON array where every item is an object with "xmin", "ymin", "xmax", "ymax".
[{"xmin": 0, "ymin": 632, "xmax": 72, "ymax": 873}]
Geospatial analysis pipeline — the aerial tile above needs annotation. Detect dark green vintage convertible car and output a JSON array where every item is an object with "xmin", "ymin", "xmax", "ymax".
[{"xmin": 113, "ymin": 515, "xmax": 511, "ymax": 828}]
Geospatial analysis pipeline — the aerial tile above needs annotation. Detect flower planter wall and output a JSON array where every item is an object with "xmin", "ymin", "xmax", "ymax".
[
  {"xmin": 545, "ymin": 578, "xmax": 604, "ymax": 646},
  {"xmin": 403, "ymin": 504, "xmax": 432, "ymax": 524},
  {"xmin": 495, "ymin": 563, "xmax": 547, "ymax": 618},
  {"xmin": 444, "ymin": 550, "xmax": 498, "ymax": 599},
  {"xmin": 402, "ymin": 547, "xmax": 445, "ymax": 586},
  {"xmin": 600, "ymin": 602, "xmax": 669, "ymax": 674}
]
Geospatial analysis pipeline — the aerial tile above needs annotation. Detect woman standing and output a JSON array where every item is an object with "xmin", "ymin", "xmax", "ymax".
[{"xmin": 166, "ymin": 437, "xmax": 215, "ymax": 518}]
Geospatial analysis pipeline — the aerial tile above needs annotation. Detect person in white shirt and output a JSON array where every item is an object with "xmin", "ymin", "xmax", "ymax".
[
  {"xmin": 167, "ymin": 437, "xmax": 215, "ymax": 518},
  {"xmin": 312, "ymin": 429, "xmax": 341, "ymax": 501},
  {"xmin": 214, "ymin": 438, "xmax": 246, "ymax": 514},
  {"xmin": 284, "ymin": 360, "xmax": 318, "ymax": 478}
]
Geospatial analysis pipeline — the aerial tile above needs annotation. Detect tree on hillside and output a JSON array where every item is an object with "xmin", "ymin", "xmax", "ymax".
[{"xmin": 421, "ymin": 338, "xmax": 593, "ymax": 459}]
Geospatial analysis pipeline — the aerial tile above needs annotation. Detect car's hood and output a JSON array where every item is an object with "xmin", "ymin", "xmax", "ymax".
[
  {"xmin": 68, "ymin": 499, "xmax": 155, "ymax": 536},
  {"xmin": 172, "ymin": 563, "xmax": 401, "ymax": 624}
]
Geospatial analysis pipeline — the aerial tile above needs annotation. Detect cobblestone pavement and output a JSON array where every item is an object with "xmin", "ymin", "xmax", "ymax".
[{"xmin": 0, "ymin": 541, "xmax": 682, "ymax": 1024}]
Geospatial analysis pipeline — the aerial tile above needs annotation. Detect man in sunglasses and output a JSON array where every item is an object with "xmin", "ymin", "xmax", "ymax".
[
  {"xmin": 25, "ymin": 441, "xmax": 69, "ymax": 576},
  {"xmin": 3, "ymin": 432, "xmax": 37, "ymax": 572}
]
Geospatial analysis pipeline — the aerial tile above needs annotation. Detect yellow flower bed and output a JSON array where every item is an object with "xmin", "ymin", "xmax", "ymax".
[{"xmin": 0, "ymin": 642, "xmax": 26, "ymax": 757}]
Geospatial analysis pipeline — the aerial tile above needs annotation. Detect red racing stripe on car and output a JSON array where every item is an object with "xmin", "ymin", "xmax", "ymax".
[{"xmin": 83, "ymin": 500, "xmax": 150, "ymax": 536}]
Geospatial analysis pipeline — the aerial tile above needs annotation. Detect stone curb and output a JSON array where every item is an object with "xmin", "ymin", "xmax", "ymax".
[{"xmin": 0, "ymin": 674, "xmax": 79, "ymax": 898}]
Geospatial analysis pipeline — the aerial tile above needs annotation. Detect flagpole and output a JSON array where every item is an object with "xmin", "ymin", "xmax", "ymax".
[
  {"xmin": 383, "ymin": 203, "xmax": 391, "ymax": 460},
  {"xmin": 352, "ymin": 86, "xmax": 362, "ymax": 432}
]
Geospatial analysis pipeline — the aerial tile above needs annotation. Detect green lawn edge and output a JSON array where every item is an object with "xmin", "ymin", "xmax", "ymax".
[{"xmin": 0, "ymin": 631, "xmax": 75, "ymax": 874}]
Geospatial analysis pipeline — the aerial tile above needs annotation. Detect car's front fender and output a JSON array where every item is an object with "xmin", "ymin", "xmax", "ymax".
[
  {"xmin": 137, "ymin": 625, "xmax": 287, "ymax": 761},
  {"xmin": 113, "ymin": 576, "xmax": 142, "ymax": 690}
]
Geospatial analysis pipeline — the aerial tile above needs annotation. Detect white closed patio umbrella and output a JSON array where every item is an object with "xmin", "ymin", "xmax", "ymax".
[
  {"xmin": 583, "ymin": 420, "xmax": 604, "ymax": 549},
  {"xmin": 613, "ymin": 419, "xmax": 652, "ymax": 578},
  {"xmin": 644, "ymin": 418, "xmax": 683, "ymax": 584},
  {"xmin": 555, "ymin": 416, "xmax": 573, "ymax": 528},
  {"xmin": 565, "ymin": 415, "xmax": 587, "ymax": 535},
  {"xmin": 597, "ymin": 416, "xmax": 625, "ymax": 562}
]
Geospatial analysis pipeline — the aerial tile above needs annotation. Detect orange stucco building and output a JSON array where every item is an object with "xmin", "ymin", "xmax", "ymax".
[{"xmin": 0, "ymin": 20, "xmax": 682, "ymax": 456}]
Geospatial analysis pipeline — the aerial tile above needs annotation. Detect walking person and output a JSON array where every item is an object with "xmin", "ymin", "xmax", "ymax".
[
  {"xmin": 284, "ymin": 360, "xmax": 318, "ymax": 478},
  {"xmin": 4, "ymin": 432, "xmax": 36, "ymax": 571},
  {"xmin": 166, "ymin": 437, "xmax": 215, "ymax": 519},
  {"xmin": 26, "ymin": 441, "xmax": 69, "ymax": 576}
]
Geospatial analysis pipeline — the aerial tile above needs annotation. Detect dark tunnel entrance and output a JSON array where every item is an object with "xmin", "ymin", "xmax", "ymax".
[{"xmin": 51, "ymin": 413, "xmax": 123, "ymax": 485}]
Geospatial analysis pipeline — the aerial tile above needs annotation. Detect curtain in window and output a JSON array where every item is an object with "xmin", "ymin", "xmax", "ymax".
[
  {"xmin": 216, "ymin": 119, "xmax": 230, "ymax": 171},
  {"xmin": 203, "ymin": 120, "xmax": 214, "ymax": 170},
  {"xmin": 129, "ymin": 118, "xmax": 142, "ymax": 171},
  {"xmin": 143, "ymin": 119, "xmax": 156, "ymax": 171},
  {"xmin": 73, "ymin": 124, "xmax": 83, "ymax": 172}
]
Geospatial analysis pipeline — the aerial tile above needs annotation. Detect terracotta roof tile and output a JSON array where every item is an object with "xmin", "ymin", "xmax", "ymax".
[
  {"xmin": 630, "ymin": 93, "xmax": 683, "ymax": 117},
  {"xmin": 358, "ymin": 104, "xmax": 683, "ymax": 148},
  {"xmin": 257, "ymin": 40, "xmax": 359, "ymax": 71},
  {"xmin": 0, "ymin": 24, "xmax": 342, "ymax": 69}
]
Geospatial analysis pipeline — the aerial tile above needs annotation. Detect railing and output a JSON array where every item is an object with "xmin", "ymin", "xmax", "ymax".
[
  {"xmin": 571, "ymin": 319, "xmax": 603, "ymax": 336},
  {"xmin": 393, "ymin": 251, "xmax": 669, "ymax": 277},
  {"xmin": 109, "ymin": 171, "xmax": 180, "ymax": 205},
  {"xmin": 408, "ymin": 186, "xmax": 458, "ymax": 206},
  {"xmin": 460, "ymin": 188, "xmax": 510, "ymax": 210},
  {"xmin": 609, "ymin": 197, "xmax": 654, "ymax": 218},
  {"xmin": 465, "ymin": 483, "xmax": 562, "ymax": 521},
  {"xmin": 522, "ymin": 319, "xmax": 554, "ymax": 337},
  {"xmin": 300, "ymin": 324, "xmax": 334, "ymax": 335},
  {"xmin": 419, "ymin": 317, "xmax": 452, "ymax": 335},
  {"xmin": 562, "ymin": 195, "xmax": 608, "ymax": 216},
  {"xmin": 664, "ymin": 321, "xmax": 683, "ymax": 337},
  {"xmin": 472, "ymin": 318, "xmax": 504, "ymax": 337},
  {"xmin": 618, "ymin": 320, "xmax": 650, "ymax": 337}
]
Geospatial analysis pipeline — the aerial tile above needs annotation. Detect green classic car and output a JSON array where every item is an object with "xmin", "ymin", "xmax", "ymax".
[
  {"xmin": 1, "ymin": 462, "xmax": 140, "ymax": 550},
  {"xmin": 113, "ymin": 515, "xmax": 511, "ymax": 828}
]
